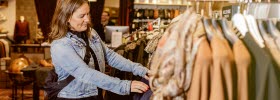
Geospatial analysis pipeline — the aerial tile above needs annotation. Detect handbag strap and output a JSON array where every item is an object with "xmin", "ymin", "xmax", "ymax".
[
  {"xmin": 59, "ymin": 32, "xmax": 101, "ymax": 84},
  {"xmin": 83, "ymin": 33, "xmax": 100, "ymax": 71}
]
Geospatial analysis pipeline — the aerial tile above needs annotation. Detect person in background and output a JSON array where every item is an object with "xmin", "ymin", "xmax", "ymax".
[
  {"xmin": 48, "ymin": 0, "xmax": 150, "ymax": 99},
  {"xmin": 101, "ymin": 11, "xmax": 115, "ymax": 27},
  {"xmin": 94, "ymin": 11, "xmax": 115, "ymax": 42}
]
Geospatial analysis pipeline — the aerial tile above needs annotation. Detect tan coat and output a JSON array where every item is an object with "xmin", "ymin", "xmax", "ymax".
[
  {"xmin": 233, "ymin": 39, "xmax": 251, "ymax": 100},
  {"xmin": 187, "ymin": 36, "xmax": 213, "ymax": 100},
  {"xmin": 210, "ymin": 35, "xmax": 235, "ymax": 100}
]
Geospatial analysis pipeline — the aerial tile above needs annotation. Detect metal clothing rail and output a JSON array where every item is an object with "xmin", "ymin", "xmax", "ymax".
[{"xmin": 126, "ymin": 18, "xmax": 161, "ymax": 39}]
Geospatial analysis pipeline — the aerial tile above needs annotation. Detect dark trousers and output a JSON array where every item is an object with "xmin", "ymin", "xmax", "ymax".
[
  {"xmin": 14, "ymin": 36, "xmax": 28, "ymax": 52},
  {"xmin": 14, "ymin": 36, "xmax": 28, "ymax": 44}
]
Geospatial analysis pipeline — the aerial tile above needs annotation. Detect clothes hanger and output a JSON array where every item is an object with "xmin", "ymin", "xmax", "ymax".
[
  {"xmin": 266, "ymin": 19, "xmax": 280, "ymax": 38},
  {"xmin": 219, "ymin": 18, "xmax": 238, "ymax": 45},
  {"xmin": 258, "ymin": 19, "xmax": 269, "ymax": 36},
  {"xmin": 232, "ymin": 12, "xmax": 248, "ymax": 37},
  {"xmin": 211, "ymin": 19, "xmax": 225, "ymax": 39},
  {"xmin": 244, "ymin": 14, "xmax": 265, "ymax": 48},
  {"xmin": 203, "ymin": 17, "xmax": 216, "ymax": 41},
  {"xmin": 276, "ymin": 21, "xmax": 280, "ymax": 30},
  {"xmin": 232, "ymin": 0, "xmax": 265, "ymax": 48},
  {"xmin": 201, "ymin": 1, "xmax": 216, "ymax": 41}
]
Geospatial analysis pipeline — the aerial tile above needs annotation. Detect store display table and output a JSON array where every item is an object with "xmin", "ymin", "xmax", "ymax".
[{"xmin": 21, "ymin": 65, "xmax": 52, "ymax": 100}]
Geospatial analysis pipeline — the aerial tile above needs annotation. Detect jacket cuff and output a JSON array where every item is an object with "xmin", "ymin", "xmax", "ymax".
[
  {"xmin": 137, "ymin": 65, "xmax": 149, "ymax": 77},
  {"xmin": 121, "ymin": 80, "xmax": 131, "ymax": 95}
]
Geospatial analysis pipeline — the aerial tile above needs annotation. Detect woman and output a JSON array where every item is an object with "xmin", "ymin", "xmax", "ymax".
[{"xmin": 49, "ymin": 0, "xmax": 149, "ymax": 99}]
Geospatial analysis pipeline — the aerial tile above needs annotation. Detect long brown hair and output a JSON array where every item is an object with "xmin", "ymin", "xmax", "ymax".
[{"xmin": 49, "ymin": 0, "xmax": 92, "ymax": 42}]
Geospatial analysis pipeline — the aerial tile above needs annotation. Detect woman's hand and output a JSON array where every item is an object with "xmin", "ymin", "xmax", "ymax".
[
  {"xmin": 144, "ymin": 70, "xmax": 151, "ymax": 80},
  {"xmin": 131, "ymin": 81, "xmax": 149, "ymax": 93}
]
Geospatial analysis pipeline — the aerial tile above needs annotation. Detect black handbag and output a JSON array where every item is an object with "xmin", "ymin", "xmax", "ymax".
[{"xmin": 44, "ymin": 69, "xmax": 74, "ymax": 100}]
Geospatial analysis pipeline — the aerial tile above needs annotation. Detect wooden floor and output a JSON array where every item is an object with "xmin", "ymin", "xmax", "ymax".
[
  {"xmin": 0, "ymin": 88, "xmax": 45, "ymax": 100},
  {"xmin": 0, "ymin": 65, "xmax": 45, "ymax": 100}
]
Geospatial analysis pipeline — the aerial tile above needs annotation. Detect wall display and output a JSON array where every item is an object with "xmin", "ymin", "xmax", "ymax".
[
  {"xmin": 130, "ymin": 1, "xmax": 189, "ymax": 32},
  {"xmin": 135, "ymin": 0, "xmax": 188, "ymax": 5}
]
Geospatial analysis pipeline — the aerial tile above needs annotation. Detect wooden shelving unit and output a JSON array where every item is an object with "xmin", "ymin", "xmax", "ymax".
[{"xmin": 134, "ymin": 2, "xmax": 190, "ymax": 10}]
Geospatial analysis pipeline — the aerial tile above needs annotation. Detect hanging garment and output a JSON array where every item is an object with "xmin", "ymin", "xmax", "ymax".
[
  {"xmin": 174, "ymin": 10, "xmax": 180, "ymax": 17},
  {"xmin": 125, "ymin": 42, "xmax": 137, "ymax": 61},
  {"xmin": 209, "ymin": 34, "xmax": 235, "ymax": 100},
  {"xmin": 148, "ymin": 9, "xmax": 154, "ymax": 19},
  {"xmin": 134, "ymin": 9, "xmax": 139, "ymax": 18},
  {"xmin": 0, "ymin": 41, "xmax": 5, "ymax": 58},
  {"xmin": 145, "ymin": 32, "xmax": 163, "ymax": 54},
  {"xmin": 0, "ymin": 39, "xmax": 10, "ymax": 57},
  {"xmin": 261, "ymin": 33, "xmax": 280, "ymax": 66},
  {"xmin": 186, "ymin": 36, "xmax": 212, "ymax": 100},
  {"xmin": 154, "ymin": 9, "xmax": 159, "ymax": 19},
  {"xmin": 242, "ymin": 33, "xmax": 280, "ymax": 100},
  {"xmin": 149, "ymin": 9, "xmax": 205, "ymax": 99},
  {"xmin": 144, "ymin": 9, "xmax": 149, "ymax": 19},
  {"xmin": 145, "ymin": 33, "xmax": 163, "ymax": 69},
  {"xmin": 275, "ymin": 37, "xmax": 280, "ymax": 51},
  {"xmin": 164, "ymin": 9, "xmax": 170, "ymax": 19},
  {"xmin": 158, "ymin": 10, "xmax": 165, "ymax": 19},
  {"xmin": 170, "ymin": 10, "xmax": 175, "ymax": 19},
  {"xmin": 14, "ymin": 20, "xmax": 30, "ymax": 43},
  {"xmin": 135, "ymin": 38, "xmax": 149, "ymax": 67},
  {"xmin": 140, "ymin": 9, "xmax": 146, "ymax": 19},
  {"xmin": 233, "ymin": 39, "xmax": 252, "ymax": 100}
]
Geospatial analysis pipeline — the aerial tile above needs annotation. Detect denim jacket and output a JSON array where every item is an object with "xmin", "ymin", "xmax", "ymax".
[{"xmin": 50, "ymin": 29, "xmax": 148, "ymax": 99}]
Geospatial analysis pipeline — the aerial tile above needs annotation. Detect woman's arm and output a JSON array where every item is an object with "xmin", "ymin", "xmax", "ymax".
[
  {"xmin": 91, "ymin": 29, "xmax": 149, "ymax": 77},
  {"xmin": 51, "ymin": 40, "xmax": 131, "ymax": 95}
]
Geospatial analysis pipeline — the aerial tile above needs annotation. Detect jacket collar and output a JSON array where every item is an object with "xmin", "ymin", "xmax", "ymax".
[
  {"xmin": 66, "ymin": 32, "xmax": 87, "ymax": 47},
  {"xmin": 65, "ymin": 29, "xmax": 101, "ymax": 47}
]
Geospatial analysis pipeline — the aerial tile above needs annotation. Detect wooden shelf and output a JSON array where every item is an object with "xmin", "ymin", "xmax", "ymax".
[
  {"xmin": 11, "ymin": 44, "xmax": 50, "ymax": 47},
  {"xmin": 134, "ymin": 3, "xmax": 189, "ymax": 10},
  {"xmin": 133, "ymin": 19, "xmax": 171, "ymax": 23},
  {"xmin": 134, "ymin": 2, "xmax": 189, "ymax": 6}
]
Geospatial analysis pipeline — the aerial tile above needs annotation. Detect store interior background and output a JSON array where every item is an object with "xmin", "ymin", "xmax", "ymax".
[{"xmin": 1, "ymin": 0, "xmax": 280, "ymax": 100}]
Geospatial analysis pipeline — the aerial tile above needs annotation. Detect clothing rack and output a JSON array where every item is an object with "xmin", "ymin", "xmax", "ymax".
[{"xmin": 126, "ymin": 18, "xmax": 161, "ymax": 39}]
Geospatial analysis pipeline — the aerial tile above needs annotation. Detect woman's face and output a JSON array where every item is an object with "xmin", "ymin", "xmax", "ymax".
[{"xmin": 68, "ymin": 3, "xmax": 90, "ymax": 32}]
